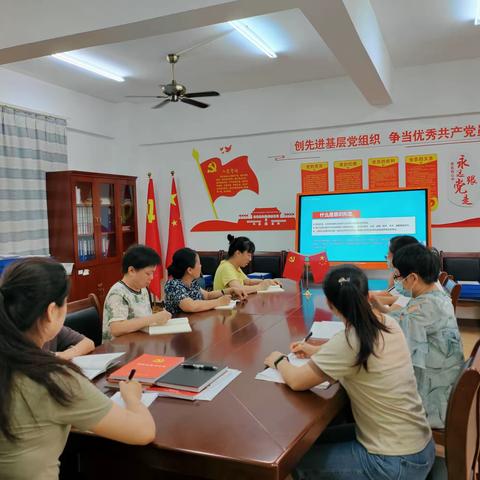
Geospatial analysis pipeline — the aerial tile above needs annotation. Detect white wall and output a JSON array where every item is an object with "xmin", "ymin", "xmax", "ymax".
[
  {"xmin": 126, "ymin": 57, "xmax": 480, "ymax": 254},
  {"xmin": 0, "ymin": 67, "xmax": 125, "ymax": 172},
  {"xmin": 2, "ymin": 57, "xmax": 479, "ymax": 255}
]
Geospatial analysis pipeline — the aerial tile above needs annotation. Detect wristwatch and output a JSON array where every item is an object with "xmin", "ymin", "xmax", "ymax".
[{"xmin": 273, "ymin": 354, "xmax": 289, "ymax": 369}]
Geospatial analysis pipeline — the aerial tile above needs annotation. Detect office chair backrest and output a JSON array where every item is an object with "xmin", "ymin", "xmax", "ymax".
[{"xmin": 66, "ymin": 293, "xmax": 102, "ymax": 346}]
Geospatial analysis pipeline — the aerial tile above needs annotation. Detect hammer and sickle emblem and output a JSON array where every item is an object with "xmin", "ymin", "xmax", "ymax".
[
  {"xmin": 147, "ymin": 199, "xmax": 156, "ymax": 223},
  {"xmin": 207, "ymin": 161, "xmax": 217, "ymax": 174},
  {"xmin": 289, "ymin": 256, "xmax": 295, "ymax": 263}
]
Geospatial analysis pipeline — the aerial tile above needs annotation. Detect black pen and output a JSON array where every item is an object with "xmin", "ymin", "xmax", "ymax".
[
  {"xmin": 128, "ymin": 369, "xmax": 136, "ymax": 381},
  {"xmin": 303, "ymin": 331, "xmax": 313, "ymax": 343},
  {"xmin": 181, "ymin": 363, "xmax": 218, "ymax": 371}
]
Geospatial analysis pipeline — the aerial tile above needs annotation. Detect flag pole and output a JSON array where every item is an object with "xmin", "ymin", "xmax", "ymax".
[
  {"xmin": 192, "ymin": 148, "xmax": 219, "ymax": 219},
  {"xmin": 304, "ymin": 258, "xmax": 311, "ymax": 297}
]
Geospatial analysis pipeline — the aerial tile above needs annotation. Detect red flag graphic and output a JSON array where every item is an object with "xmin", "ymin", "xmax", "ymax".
[
  {"xmin": 309, "ymin": 252, "xmax": 330, "ymax": 284},
  {"xmin": 165, "ymin": 176, "xmax": 186, "ymax": 269},
  {"xmin": 145, "ymin": 177, "xmax": 163, "ymax": 296},
  {"xmin": 282, "ymin": 251, "xmax": 306, "ymax": 282},
  {"xmin": 199, "ymin": 155, "xmax": 259, "ymax": 202}
]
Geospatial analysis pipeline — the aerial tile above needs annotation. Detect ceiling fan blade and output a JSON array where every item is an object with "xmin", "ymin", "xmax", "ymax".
[
  {"xmin": 152, "ymin": 99, "xmax": 171, "ymax": 109},
  {"xmin": 184, "ymin": 91, "xmax": 220, "ymax": 98},
  {"xmin": 181, "ymin": 98, "xmax": 209, "ymax": 109},
  {"xmin": 125, "ymin": 95, "xmax": 168, "ymax": 98}
]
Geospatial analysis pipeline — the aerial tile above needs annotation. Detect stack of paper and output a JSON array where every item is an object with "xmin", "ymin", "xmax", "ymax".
[
  {"xmin": 256, "ymin": 353, "xmax": 329, "ymax": 390},
  {"xmin": 72, "ymin": 352, "xmax": 126, "ymax": 380},
  {"xmin": 149, "ymin": 368, "xmax": 241, "ymax": 401}
]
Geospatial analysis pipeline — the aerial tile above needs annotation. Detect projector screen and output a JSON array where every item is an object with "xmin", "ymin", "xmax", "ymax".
[{"xmin": 296, "ymin": 188, "xmax": 430, "ymax": 265}]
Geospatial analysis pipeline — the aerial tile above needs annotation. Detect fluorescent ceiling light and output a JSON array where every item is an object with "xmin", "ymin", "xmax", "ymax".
[
  {"xmin": 51, "ymin": 53, "xmax": 125, "ymax": 82},
  {"xmin": 229, "ymin": 21, "xmax": 277, "ymax": 58},
  {"xmin": 476, "ymin": 0, "xmax": 480, "ymax": 24}
]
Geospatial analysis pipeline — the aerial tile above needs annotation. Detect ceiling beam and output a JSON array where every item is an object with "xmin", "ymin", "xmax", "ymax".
[
  {"xmin": 300, "ymin": 0, "xmax": 392, "ymax": 105},
  {"xmin": 0, "ymin": 0, "xmax": 293, "ymax": 65}
]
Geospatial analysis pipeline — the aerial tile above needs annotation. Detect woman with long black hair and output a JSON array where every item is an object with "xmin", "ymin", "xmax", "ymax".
[
  {"xmin": 265, "ymin": 265, "xmax": 434, "ymax": 480},
  {"xmin": 0, "ymin": 258, "xmax": 155, "ymax": 480}
]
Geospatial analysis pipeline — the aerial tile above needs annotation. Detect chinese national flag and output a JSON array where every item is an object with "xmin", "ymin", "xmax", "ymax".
[
  {"xmin": 165, "ymin": 176, "xmax": 185, "ymax": 269},
  {"xmin": 145, "ymin": 177, "xmax": 163, "ymax": 297},
  {"xmin": 199, "ymin": 155, "xmax": 259, "ymax": 202},
  {"xmin": 309, "ymin": 252, "xmax": 330, "ymax": 284},
  {"xmin": 282, "ymin": 251, "xmax": 306, "ymax": 281}
]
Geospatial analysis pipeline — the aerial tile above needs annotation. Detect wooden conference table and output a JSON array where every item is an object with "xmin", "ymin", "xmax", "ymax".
[{"xmin": 62, "ymin": 280, "xmax": 347, "ymax": 480}]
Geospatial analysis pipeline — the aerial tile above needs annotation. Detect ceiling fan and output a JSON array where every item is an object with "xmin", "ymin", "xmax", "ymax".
[{"xmin": 126, "ymin": 53, "xmax": 220, "ymax": 109}]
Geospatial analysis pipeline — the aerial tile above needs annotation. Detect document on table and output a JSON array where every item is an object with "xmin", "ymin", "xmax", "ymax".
[
  {"xmin": 214, "ymin": 300, "xmax": 238, "ymax": 310},
  {"xmin": 255, "ymin": 353, "xmax": 329, "ymax": 390},
  {"xmin": 310, "ymin": 321, "xmax": 345, "ymax": 339},
  {"xmin": 195, "ymin": 368, "xmax": 241, "ymax": 401},
  {"xmin": 110, "ymin": 391, "xmax": 159, "ymax": 409},
  {"xmin": 257, "ymin": 285, "xmax": 285, "ymax": 293}
]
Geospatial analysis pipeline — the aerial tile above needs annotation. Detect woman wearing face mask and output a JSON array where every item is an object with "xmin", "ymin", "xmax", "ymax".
[
  {"xmin": 213, "ymin": 234, "xmax": 279, "ymax": 294},
  {"xmin": 371, "ymin": 243, "xmax": 464, "ymax": 428}
]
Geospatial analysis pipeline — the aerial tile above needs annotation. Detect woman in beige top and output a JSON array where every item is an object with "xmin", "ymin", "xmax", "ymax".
[
  {"xmin": 265, "ymin": 265, "xmax": 434, "ymax": 480},
  {"xmin": 0, "ymin": 258, "xmax": 156, "ymax": 480}
]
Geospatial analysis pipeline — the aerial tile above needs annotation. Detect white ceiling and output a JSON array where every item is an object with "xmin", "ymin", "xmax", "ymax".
[{"xmin": 1, "ymin": 0, "xmax": 479, "ymax": 105}]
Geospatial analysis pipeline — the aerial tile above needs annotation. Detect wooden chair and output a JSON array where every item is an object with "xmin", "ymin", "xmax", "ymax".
[
  {"xmin": 432, "ymin": 339, "xmax": 480, "ymax": 480},
  {"xmin": 443, "ymin": 277, "xmax": 462, "ymax": 312},
  {"xmin": 438, "ymin": 271, "xmax": 449, "ymax": 285},
  {"xmin": 66, "ymin": 293, "xmax": 102, "ymax": 346}
]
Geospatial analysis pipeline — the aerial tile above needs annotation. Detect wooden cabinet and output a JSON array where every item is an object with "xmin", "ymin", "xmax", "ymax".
[{"xmin": 46, "ymin": 171, "xmax": 138, "ymax": 304}]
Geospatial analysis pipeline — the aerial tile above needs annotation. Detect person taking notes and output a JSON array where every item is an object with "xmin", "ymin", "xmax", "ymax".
[
  {"xmin": 103, "ymin": 245, "xmax": 171, "ymax": 340},
  {"xmin": 165, "ymin": 247, "xmax": 246, "ymax": 314},
  {"xmin": 0, "ymin": 258, "xmax": 156, "ymax": 480},
  {"xmin": 213, "ymin": 234, "xmax": 278, "ymax": 294},
  {"xmin": 265, "ymin": 265, "xmax": 434, "ymax": 480}
]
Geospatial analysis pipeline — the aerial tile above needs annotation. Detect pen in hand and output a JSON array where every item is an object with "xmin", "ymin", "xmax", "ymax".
[
  {"xmin": 303, "ymin": 331, "xmax": 313, "ymax": 343},
  {"xmin": 127, "ymin": 369, "xmax": 136, "ymax": 381}
]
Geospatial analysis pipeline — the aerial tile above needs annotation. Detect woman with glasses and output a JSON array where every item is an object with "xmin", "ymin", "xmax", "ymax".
[{"xmin": 371, "ymin": 243, "xmax": 464, "ymax": 428}]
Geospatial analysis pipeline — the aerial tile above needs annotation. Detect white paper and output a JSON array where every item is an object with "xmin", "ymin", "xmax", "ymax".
[
  {"xmin": 72, "ymin": 352, "xmax": 126, "ymax": 380},
  {"xmin": 392, "ymin": 295, "xmax": 410, "ymax": 307},
  {"xmin": 458, "ymin": 280, "xmax": 480, "ymax": 285},
  {"xmin": 142, "ymin": 317, "xmax": 191, "ymax": 335},
  {"xmin": 214, "ymin": 300, "xmax": 237, "ymax": 310},
  {"xmin": 194, "ymin": 368, "xmax": 241, "ymax": 401},
  {"xmin": 310, "ymin": 321, "xmax": 345, "ymax": 339},
  {"xmin": 110, "ymin": 391, "xmax": 158, "ymax": 409},
  {"xmin": 257, "ymin": 285, "xmax": 285, "ymax": 293},
  {"xmin": 255, "ymin": 354, "xmax": 329, "ymax": 390}
]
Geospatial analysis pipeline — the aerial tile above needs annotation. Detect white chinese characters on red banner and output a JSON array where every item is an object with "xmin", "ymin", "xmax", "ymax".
[{"xmin": 448, "ymin": 154, "xmax": 479, "ymax": 207}]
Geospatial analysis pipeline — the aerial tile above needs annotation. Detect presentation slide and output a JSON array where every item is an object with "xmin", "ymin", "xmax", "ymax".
[{"xmin": 298, "ymin": 189, "xmax": 429, "ymax": 262}]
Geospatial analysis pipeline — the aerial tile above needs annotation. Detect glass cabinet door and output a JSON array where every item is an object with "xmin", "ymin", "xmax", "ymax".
[
  {"xmin": 74, "ymin": 182, "xmax": 96, "ymax": 262},
  {"xmin": 120, "ymin": 184, "xmax": 136, "ymax": 251},
  {"xmin": 99, "ymin": 183, "xmax": 117, "ymax": 258}
]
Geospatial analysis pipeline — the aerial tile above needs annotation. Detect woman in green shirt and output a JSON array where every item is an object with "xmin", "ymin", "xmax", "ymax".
[
  {"xmin": 213, "ymin": 234, "xmax": 279, "ymax": 293},
  {"xmin": 0, "ymin": 258, "xmax": 156, "ymax": 480}
]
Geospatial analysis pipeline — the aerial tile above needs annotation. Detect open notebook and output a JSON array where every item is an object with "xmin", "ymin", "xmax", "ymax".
[
  {"xmin": 142, "ymin": 317, "xmax": 191, "ymax": 335},
  {"xmin": 72, "ymin": 352, "xmax": 126, "ymax": 380}
]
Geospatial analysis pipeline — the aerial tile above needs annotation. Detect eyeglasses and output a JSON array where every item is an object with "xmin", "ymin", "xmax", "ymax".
[{"xmin": 392, "ymin": 272, "xmax": 403, "ymax": 281}]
